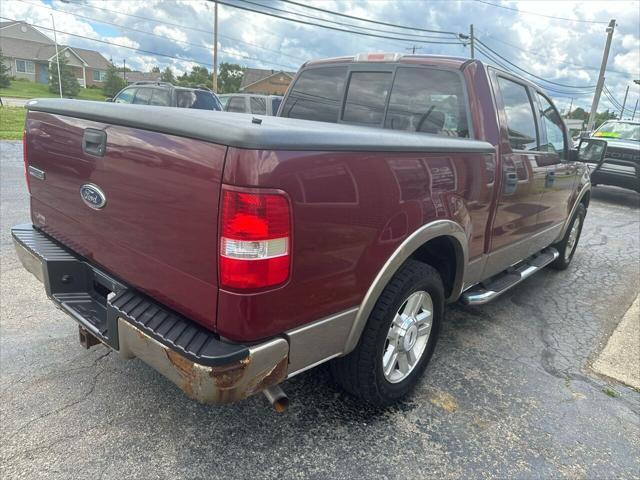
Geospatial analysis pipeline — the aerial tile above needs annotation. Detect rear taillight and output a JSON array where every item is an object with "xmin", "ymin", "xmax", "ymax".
[
  {"xmin": 23, "ymin": 130, "xmax": 30, "ymax": 193},
  {"xmin": 219, "ymin": 187, "xmax": 291, "ymax": 290}
]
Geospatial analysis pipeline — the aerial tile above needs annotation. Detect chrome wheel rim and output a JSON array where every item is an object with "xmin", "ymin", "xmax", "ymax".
[
  {"xmin": 382, "ymin": 290, "xmax": 433, "ymax": 384},
  {"xmin": 565, "ymin": 216, "xmax": 582, "ymax": 261}
]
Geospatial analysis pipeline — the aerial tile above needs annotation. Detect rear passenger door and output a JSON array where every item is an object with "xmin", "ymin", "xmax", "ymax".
[
  {"xmin": 486, "ymin": 73, "xmax": 548, "ymax": 273},
  {"xmin": 534, "ymin": 92, "xmax": 576, "ymax": 229}
]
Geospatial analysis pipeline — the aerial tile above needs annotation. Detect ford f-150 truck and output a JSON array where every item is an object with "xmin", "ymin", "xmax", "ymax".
[{"xmin": 13, "ymin": 54, "xmax": 607, "ymax": 410}]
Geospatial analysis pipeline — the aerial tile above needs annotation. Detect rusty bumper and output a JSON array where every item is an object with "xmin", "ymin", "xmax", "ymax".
[
  {"xmin": 118, "ymin": 319, "xmax": 289, "ymax": 404},
  {"xmin": 12, "ymin": 223, "xmax": 290, "ymax": 405}
]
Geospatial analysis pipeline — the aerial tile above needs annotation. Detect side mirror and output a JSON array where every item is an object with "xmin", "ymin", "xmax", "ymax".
[
  {"xmin": 570, "ymin": 138, "xmax": 607, "ymax": 164},
  {"xmin": 105, "ymin": 98, "xmax": 113, "ymax": 102}
]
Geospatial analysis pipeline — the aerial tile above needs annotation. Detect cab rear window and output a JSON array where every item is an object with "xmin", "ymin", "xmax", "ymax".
[{"xmin": 281, "ymin": 65, "xmax": 470, "ymax": 138}]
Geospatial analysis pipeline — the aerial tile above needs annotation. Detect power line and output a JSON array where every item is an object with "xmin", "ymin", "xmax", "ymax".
[
  {"xmin": 0, "ymin": 15, "xmax": 298, "ymax": 70},
  {"xmin": 479, "ymin": 34, "xmax": 633, "ymax": 77},
  {"xmin": 474, "ymin": 0, "xmax": 610, "ymax": 24},
  {"xmin": 212, "ymin": 0, "xmax": 463, "ymax": 45},
  {"xmin": 475, "ymin": 38, "xmax": 597, "ymax": 89},
  {"xmin": 474, "ymin": 44, "xmax": 595, "ymax": 97},
  {"xmin": 278, "ymin": 0, "xmax": 459, "ymax": 36},
  {"xmin": 236, "ymin": 0, "xmax": 456, "ymax": 40},
  {"xmin": 55, "ymin": 0, "xmax": 307, "ymax": 63}
]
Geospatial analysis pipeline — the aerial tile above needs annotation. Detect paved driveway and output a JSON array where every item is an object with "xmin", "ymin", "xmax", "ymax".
[{"xmin": 1, "ymin": 140, "xmax": 639, "ymax": 479}]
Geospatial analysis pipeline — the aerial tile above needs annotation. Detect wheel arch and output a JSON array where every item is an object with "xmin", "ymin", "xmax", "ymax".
[{"xmin": 343, "ymin": 220, "xmax": 468, "ymax": 355}]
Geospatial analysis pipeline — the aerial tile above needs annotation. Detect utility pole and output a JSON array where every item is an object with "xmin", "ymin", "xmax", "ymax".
[
  {"xmin": 587, "ymin": 19, "xmax": 616, "ymax": 131},
  {"xmin": 470, "ymin": 24, "xmax": 474, "ymax": 60},
  {"xmin": 123, "ymin": 59, "xmax": 126, "ymax": 84},
  {"xmin": 405, "ymin": 45, "xmax": 421, "ymax": 54},
  {"xmin": 632, "ymin": 99, "xmax": 638, "ymax": 121},
  {"xmin": 620, "ymin": 85, "xmax": 629, "ymax": 119},
  {"xmin": 566, "ymin": 97, "xmax": 574, "ymax": 118},
  {"xmin": 50, "ymin": 14, "xmax": 62, "ymax": 98},
  {"xmin": 213, "ymin": 0, "xmax": 218, "ymax": 93}
]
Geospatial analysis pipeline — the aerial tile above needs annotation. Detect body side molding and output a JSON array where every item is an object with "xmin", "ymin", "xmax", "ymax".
[{"xmin": 343, "ymin": 219, "xmax": 468, "ymax": 355}]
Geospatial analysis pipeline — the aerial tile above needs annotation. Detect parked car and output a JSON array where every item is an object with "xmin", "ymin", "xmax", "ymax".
[
  {"xmin": 108, "ymin": 81, "xmax": 223, "ymax": 111},
  {"xmin": 15, "ymin": 54, "xmax": 606, "ymax": 410},
  {"xmin": 588, "ymin": 120, "xmax": 639, "ymax": 193},
  {"xmin": 219, "ymin": 93, "xmax": 283, "ymax": 116}
]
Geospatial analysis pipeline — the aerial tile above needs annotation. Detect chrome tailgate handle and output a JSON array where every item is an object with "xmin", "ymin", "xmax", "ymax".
[{"xmin": 82, "ymin": 129, "xmax": 107, "ymax": 157}]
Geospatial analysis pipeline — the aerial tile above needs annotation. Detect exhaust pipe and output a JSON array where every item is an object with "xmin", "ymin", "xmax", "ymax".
[{"xmin": 263, "ymin": 385, "xmax": 289, "ymax": 412}]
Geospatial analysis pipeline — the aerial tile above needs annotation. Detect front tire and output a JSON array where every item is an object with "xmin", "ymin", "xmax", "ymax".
[
  {"xmin": 550, "ymin": 203, "xmax": 586, "ymax": 270},
  {"xmin": 331, "ymin": 260, "xmax": 444, "ymax": 406}
]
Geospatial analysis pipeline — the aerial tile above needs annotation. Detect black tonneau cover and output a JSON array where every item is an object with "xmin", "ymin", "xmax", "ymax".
[{"xmin": 26, "ymin": 98, "xmax": 494, "ymax": 154}]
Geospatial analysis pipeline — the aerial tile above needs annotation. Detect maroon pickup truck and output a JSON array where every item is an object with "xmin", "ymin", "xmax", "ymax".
[{"xmin": 13, "ymin": 54, "xmax": 606, "ymax": 410}]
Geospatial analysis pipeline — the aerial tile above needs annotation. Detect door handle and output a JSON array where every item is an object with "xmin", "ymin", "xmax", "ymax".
[{"xmin": 82, "ymin": 129, "xmax": 107, "ymax": 157}]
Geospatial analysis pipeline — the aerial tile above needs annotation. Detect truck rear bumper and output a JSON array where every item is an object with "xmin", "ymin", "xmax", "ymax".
[{"xmin": 12, "ymin": 223, "xmax": 289, "ymax": 404}]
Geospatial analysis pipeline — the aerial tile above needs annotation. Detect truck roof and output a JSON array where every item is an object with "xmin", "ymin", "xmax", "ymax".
[{"xmin": 303, "ymin": 53, "xmax": 472, "ymax": 69}]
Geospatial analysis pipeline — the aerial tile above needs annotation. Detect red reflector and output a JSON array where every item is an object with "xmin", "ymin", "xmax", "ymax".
[
  {"xmin": 219, "ymin": 187, "xmax": 291, "ymax": 290},
  {"xmin": 22, "ymin": 130, "xmax": 30, "ymax": 193}
]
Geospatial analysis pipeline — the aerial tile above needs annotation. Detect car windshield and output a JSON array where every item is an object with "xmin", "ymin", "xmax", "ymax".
[{"xmin": 594, "ymin": 121, "xmax": 640, "ymax": 141}]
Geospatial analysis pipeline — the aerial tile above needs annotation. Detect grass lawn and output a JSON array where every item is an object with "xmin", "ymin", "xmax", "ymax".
[
  {"xmin": 0, "ymin": 80, "xmax": 106, "ymax": 101},
  {"xmin": 0, "ymin": 107, "xmax": 26, "ymax": 140}
]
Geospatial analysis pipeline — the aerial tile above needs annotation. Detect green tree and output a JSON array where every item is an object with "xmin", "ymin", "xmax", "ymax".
[
  {"xmin": 594, "ymin": 109, "xmax": 617, "ymax": 128},
  {"xmin": 217, "ymin": 62, "xmax": 245, "ymax": 93},
  {"xmin": 102, "ymin": 63, "xmax": 126, "ymax": 97},
  {"xmin": 178, "ymin": 65, "xmax": 212, "ymax": 89},
  {"xmin": 160, "ymin": 66, "xmax": 176, "ymax": 84},
  {"xmin": 568, "ymin": 107, "xmax": 588, "ymax": 121},
  {"xmin": 151, "ymin": 65, "xmax": 160, "ymax": 73},
  {"xmin": 49, "ymin": 55, "xmax": 80, "ymax": 97},
  {"xmin": 0, "ymin": 49, "xmax": 11, "ymax": 88}
]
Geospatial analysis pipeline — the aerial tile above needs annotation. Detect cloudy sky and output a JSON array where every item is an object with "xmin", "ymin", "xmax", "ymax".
[{"xmin": 2, "ymin": 0, "xmax": 639, "ymax": 114}]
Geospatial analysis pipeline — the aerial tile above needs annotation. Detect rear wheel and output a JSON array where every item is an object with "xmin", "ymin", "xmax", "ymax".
[
  {"xmin": 550, "ymin": 203, "xmax": 586, "ymax": 270},
  {"xmin": 331, "ymin": 260, "xmax": 444, "ymax": 406}
]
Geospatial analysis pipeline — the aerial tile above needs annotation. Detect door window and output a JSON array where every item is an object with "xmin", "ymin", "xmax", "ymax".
[
  {"xmin": 114, "ymin": 88, "xmax": 136, "ymax": 103},
  {"xmin": 342, "ymin": 71, "xmax": 392, "ymax": 125},
  {"xmin": 250, "ymin": 97, "xmax": 267, "ymax": 115},
  {"xmin": 537, "ymin": 93, "xmax": 566, "ymax": 158},
  {"xmin": 150, "ymin": 88, "xmax": 172, "ymax": 106},
  {"xmin": 227, "ymin": 97, "xmax": 247, "ymax": 113},
  {"xmin": 281, "ymin": 66, "xmax": 347, "ymax": 122},
  {"xmin": 385, "ymin": 67, "xmax": 470, "ymax": 137},
  {"xmin": 497, "ymin": 77, "xmax": 538, "ymax": 151},
  {"xmin": 132, "ymin": 88, "xmax": 152, "ymax": 105}
]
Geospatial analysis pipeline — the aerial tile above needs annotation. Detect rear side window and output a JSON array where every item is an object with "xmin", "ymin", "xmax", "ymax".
[
  {"xmin": 114, "ymin": 88, "xmax": 136, "ymax": 103},
  {"xmin": 281, "ymin": 66, "xmax": 347, "ymax": 122},
  {"xmin": 133, "ymin": 88, "xmax": 152, "ymax": 105},
  {"xmin": 227, "ymin": 97, "xmax": 247, "ymax": 113},
  {"xmin": 150, "ymin": 88, "xmax": 172, "ymax": 106},
  {"xmin": 177, "ymin": 91, "xmax": 220, "ymax": 110},
  {"xmin": 537, "ymin": 93, "xmax": 566, "ymax": 157},
  {"xmin": 342, "ymin": 72, "xmax": 392, "ymax": 125},
  {"xmin": 497, "ymin": 77, "xmax": 538, "ymax": 151},
  {"xmin": 250, "ymin": 97, "xmax": 267, "ymax": 115},
  {"xmin": 385, "ymin": 68, "xmax": 470, "ymax": 137}
]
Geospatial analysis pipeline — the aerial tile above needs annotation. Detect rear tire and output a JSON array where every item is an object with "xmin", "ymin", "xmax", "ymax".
[
  {"xmin": 550, "ymin": 203, "xmax": 586, "ymax": 270},
  {"xmin": 331, "ymin": 260, "xmax": 444, "ymax": 406}
]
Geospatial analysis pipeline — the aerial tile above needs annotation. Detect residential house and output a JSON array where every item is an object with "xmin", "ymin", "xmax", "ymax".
[
  {"xmin": 0, "ymin": 21, "xmax": 111, "ymax": 88},
  {"xmin": 117, "ymin": 70, "xmax": 163, "ymax": 85},
  {"xmin": 239, "ymin": 68, "xmax": 296, "ymax": 95}
]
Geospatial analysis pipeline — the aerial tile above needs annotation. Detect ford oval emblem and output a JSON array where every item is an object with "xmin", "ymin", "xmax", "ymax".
[{"xmin": 80, "ymin": 184, "xmax": 107, "ymax": 210}]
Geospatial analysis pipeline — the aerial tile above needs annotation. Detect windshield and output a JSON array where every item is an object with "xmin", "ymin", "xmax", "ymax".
[{"xmin": 593, "ymin": 121, "xmax": 640, "ymax": 141}]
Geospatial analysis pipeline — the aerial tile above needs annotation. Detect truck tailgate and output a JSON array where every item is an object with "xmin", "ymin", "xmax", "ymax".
[{"xmin": 25, "ymin": 110, "xmax": 225, "ymax": 331}]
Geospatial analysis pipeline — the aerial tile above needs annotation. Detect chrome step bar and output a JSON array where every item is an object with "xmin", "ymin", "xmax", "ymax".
[{"xmin": 461, "ymin": 247, "xmax": 559, "ymax": 305}]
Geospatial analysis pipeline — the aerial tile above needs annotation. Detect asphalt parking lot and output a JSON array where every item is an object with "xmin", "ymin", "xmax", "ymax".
[{"xmin": 1, "ymin": 139, "xmax": 639, "ymax": 479}]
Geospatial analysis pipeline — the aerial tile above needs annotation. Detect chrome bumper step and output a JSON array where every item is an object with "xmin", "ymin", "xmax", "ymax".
[{"xmin": 461, "ymin": 247, "xmax": 559, "ymax": 305}]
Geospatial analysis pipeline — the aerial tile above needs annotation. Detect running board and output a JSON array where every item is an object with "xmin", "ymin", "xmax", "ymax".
[{"xmin": 461, "ymin": 247, "xmax": 559, "ymax": 305}]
